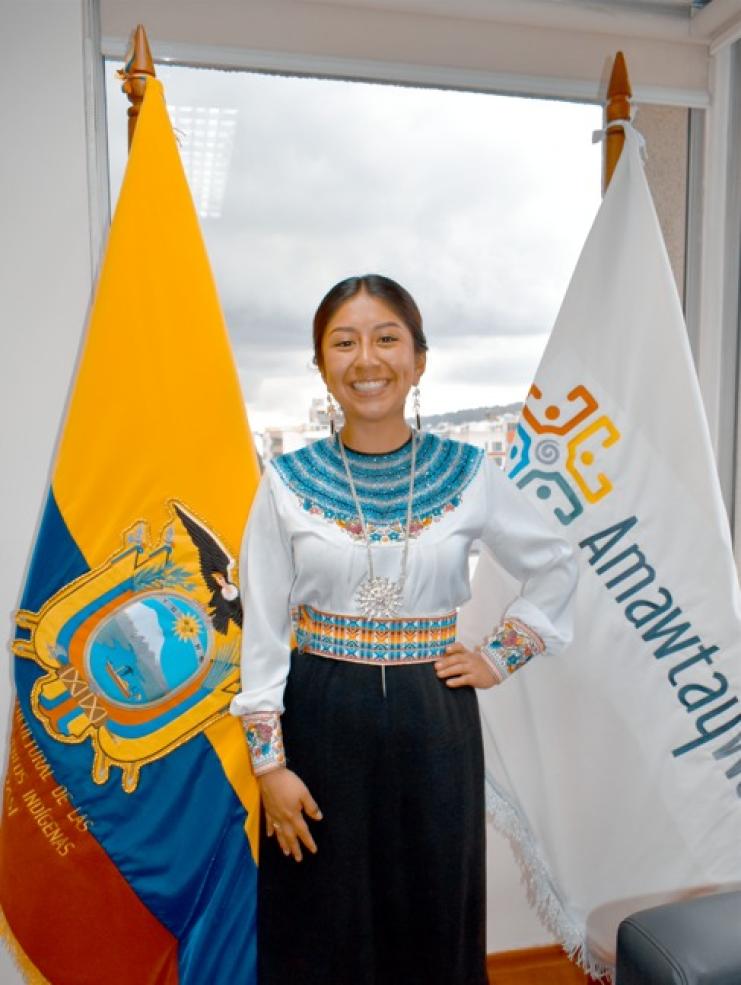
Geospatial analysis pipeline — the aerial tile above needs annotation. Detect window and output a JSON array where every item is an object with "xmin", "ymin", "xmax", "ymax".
[{"xmin": 106, "ymin": 62, "xmax": 602, "ymax": 457}]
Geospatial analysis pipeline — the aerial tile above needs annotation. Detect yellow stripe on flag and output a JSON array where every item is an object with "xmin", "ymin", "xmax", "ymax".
[{"xmin": 53, "ymin": 78, "xmax": 260, "ymax": 562}]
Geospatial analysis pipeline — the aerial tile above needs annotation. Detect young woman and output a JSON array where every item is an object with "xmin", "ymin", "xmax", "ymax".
[{"xmin": 229, "ymin": 274, "xmax": 578, "ymax": 985}]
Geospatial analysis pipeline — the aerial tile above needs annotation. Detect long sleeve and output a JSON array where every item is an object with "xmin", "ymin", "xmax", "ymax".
[
  {"xmin": 229, "ymin": 465, "xmax": 294, "ymax": 774},
  {"xmin": 475, "ymin": 457, "xmax": 578, "ymax": 683}
]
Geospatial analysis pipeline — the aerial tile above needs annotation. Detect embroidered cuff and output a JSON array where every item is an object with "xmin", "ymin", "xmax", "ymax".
[
  {"xmin": 241, "ymin": 712, "xmax": 286, "ymax": 776},
  {"xmin": 478, "ymin": 617, "xmax": 546, "ymax": 682}
]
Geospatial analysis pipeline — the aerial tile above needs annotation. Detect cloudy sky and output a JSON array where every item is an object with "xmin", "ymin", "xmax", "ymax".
[{"xmin": 105, "ymin": 62, "xmax": 603, "ymax": 433}]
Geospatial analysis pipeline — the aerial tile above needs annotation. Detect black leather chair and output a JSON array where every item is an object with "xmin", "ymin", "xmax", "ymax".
[{"xmin": 615, "ymin": 889, "xmax": 741, "ymax": 984}]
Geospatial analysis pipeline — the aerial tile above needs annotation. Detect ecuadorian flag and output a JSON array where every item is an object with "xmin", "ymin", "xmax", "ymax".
[{"xmin": 0, "ymin": 76, "xmax": 261, "ymax": 984}]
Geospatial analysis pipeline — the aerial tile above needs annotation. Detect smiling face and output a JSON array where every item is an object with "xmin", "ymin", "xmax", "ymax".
[{"xmin": 319, "ymin": 289, "xmax": 426, "ymax": 429}]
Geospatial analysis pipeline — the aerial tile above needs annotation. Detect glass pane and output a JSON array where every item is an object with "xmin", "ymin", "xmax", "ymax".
[{"xmin": 105, "ymin": 61, "xmax": 602, "ymax": 463}]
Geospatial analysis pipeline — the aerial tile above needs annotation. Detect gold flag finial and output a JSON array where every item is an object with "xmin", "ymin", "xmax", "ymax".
[
  {"xmin": 604, "ymin": 51, "xmax": 632, "ymax": 193},
  {"xmin": 116, "ymin": 24, "xmax": 157, "ymax": 152}
]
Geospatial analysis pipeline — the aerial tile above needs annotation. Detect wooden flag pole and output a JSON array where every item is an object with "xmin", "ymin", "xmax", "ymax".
[
  {"xmin": 117, "ymin": 24, "xmax": 156, "ymax": 151},
  {"xmin": 604, "ymin": 51, "xmax": 632, "ymax": 193}
]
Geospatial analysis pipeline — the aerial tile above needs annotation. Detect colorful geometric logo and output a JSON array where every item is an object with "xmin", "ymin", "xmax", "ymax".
[{"xmin": 508, "ymin": 383, "xmax": 621, "ymax": 525}]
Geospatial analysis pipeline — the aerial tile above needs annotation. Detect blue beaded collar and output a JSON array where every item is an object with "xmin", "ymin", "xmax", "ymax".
[{"xmin": 271, "ymin": 431, "xmax": 484, "ymax": 543}]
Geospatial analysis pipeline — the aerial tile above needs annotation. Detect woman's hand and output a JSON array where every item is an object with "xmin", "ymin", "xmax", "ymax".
[
  {"xmin": 435, "ymin": 642, "xmax": 500, "ymax": 689},
  {"xmin": 258, "ymin": 767, "xmax": 323, "ymax": 862}
]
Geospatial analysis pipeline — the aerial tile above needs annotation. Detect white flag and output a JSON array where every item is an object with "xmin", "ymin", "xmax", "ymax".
[{"xmin": 459, "ymin": 122, "xmax": 741, "ymax": 977}]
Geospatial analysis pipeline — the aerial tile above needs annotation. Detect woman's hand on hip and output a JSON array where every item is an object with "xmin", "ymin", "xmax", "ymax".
[
  {"xmin": 258, "ymin": 767, "xmax": 323, "ymax": 862},
  {"xmin": 435, "ymin": 642, "xmax": 499, "ymax": 689}
]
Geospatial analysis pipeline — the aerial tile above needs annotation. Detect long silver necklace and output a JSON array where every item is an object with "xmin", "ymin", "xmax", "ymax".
[{"xmin": 336, "ymin": 427, "xmax": 418, "ymax": 619}]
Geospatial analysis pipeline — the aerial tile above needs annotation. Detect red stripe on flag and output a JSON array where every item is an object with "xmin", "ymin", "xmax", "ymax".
[{"xmin": 0, "ymin": 704, "xmax": 179, "ymax": 985}]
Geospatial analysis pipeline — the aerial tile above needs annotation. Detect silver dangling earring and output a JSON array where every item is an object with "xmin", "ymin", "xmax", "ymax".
[
  {"xmin": 326, "ymin": 390, "xmax": 337, "ymax": 435},
  {"xmin": 412, "ymin": 384, "xmax": 421, "ymax": 431}
]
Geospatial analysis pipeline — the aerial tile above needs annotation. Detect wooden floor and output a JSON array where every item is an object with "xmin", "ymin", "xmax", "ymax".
[{"xmin": 487, "ymin": 945, "xmax": 605, "ymax": 985}]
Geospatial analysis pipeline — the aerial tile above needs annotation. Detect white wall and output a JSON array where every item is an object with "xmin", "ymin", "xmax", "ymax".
[{"xmin": 0, "ymin": 2, "xmax": 96, "ymax": 980}]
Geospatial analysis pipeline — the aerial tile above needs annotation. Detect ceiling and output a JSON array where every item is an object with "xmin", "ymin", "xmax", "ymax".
[{"xmin": 291, "ymin": 0, "xmax": 732, "ymax": 44}]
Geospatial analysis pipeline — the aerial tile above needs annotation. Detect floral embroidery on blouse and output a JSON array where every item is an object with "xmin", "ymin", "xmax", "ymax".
[
  {"xmin": 271, "ymin": 432, "xmax": 484, "ymax": 543},
  {"xmin": 478, "ymin": 617, "xmax": 546, "ymax": 680},
  {"xmin": 242, "ymin": 711, "xmax": 286, "ymax": 775}
]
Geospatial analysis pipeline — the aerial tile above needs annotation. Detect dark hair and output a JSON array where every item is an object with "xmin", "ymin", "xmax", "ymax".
[{"xmin": 312, "ymin": 274, "xmax": 428, "ymax": 371}]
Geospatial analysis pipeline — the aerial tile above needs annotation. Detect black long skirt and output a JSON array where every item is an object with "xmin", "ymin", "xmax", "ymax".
[{"xmin": 257, "ymin": 647, "xmax": 488, "ymax": 985}]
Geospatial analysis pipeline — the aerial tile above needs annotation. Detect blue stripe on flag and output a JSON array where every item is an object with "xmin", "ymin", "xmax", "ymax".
[
  {"xmin": 13, "ymin": 490, "xmax": 258, "ymax": 984},
  {"xmin": 19, "ymin": 488, "xmax": 90, "ymax": 611}
]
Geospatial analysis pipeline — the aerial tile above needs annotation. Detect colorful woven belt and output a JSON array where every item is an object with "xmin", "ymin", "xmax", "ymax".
[{"xmin": 294, "ymin": 603, "xmax": 458, "ymax": 664}]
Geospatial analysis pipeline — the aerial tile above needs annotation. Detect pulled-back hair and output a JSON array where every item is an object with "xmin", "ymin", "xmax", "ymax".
[{"xmin": 312, "ymin": 274, "xmax": 428, "ymax": 371}]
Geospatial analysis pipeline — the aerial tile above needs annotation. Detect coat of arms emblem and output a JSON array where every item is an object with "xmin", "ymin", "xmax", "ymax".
[{"xmin": 14, "ymin": 502, "xmax": 243, "ymax": 793}]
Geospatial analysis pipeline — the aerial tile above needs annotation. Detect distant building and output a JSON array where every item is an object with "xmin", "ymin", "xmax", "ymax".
[
  {"xmin": 256, "ymin": 403, "xmax": 520, "ymax": 469},
  {"xmin": 260, "ymin": 409, "xmax": 337, "ymax": 462},
  {"xmin": 428, "ymin": 412, "xmax": 519, "ymax": 469},
  {"xmin": 308, "ymin": 397, "xmax": 328, "ymax": 428}
]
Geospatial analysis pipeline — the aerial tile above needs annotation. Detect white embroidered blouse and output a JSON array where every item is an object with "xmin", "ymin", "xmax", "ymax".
[{"xmin": 229, "ymin": 430, "xmax": 578, "ymax": 773}]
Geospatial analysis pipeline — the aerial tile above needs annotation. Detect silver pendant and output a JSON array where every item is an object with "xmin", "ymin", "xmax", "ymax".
[{"xmin": 355, "ymin": 576, "xmax": 404, "ymax": 619}]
